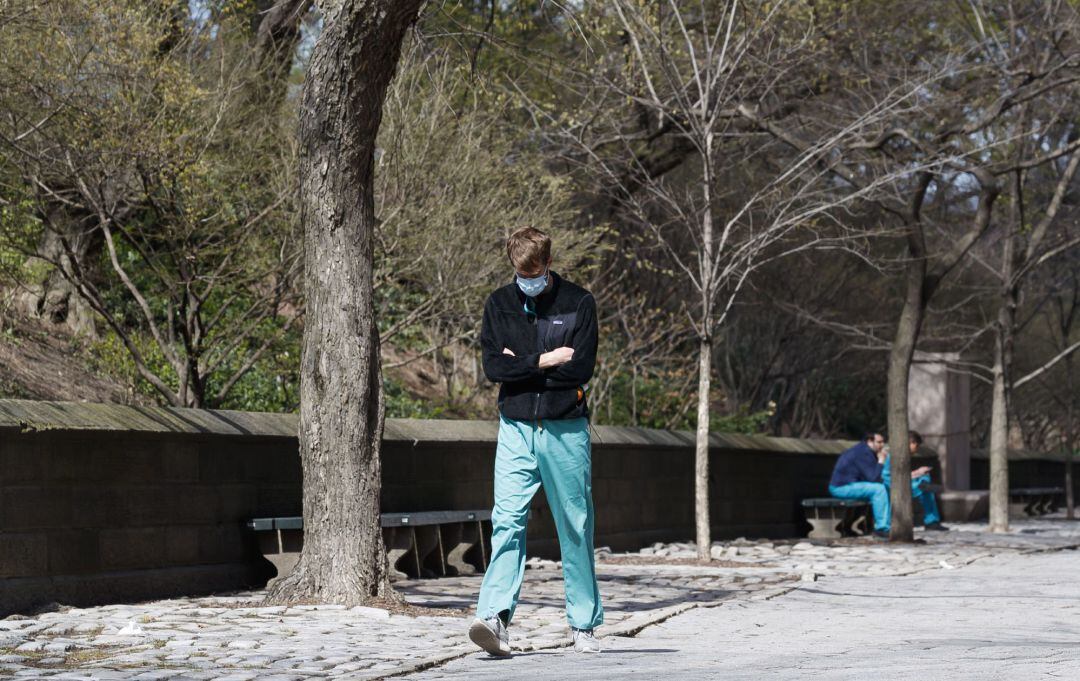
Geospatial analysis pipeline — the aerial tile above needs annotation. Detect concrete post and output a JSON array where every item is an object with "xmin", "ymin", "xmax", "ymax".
[{"xmin": 908, "ymin": 352, "xmax": 971, "ymax": 490}]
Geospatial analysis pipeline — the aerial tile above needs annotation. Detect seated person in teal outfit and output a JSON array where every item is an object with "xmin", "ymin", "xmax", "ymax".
[{"xmin": 882, "ymin": 430, "xmax": 948, "ymax": 532}]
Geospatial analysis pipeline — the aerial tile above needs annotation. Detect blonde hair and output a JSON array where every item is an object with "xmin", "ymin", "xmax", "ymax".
[{"xmin": 506, "ymin": 226, "xmax": 551, "ymax": 272}]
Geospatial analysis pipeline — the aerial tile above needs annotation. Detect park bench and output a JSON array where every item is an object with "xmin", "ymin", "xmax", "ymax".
[
  {"xmin": 247, "ymin": 510, "xmax": 492, "ymax": 586},
  {"xmin": 1008, "ymin": 487, "xmax": 1064, "ymax": 518},
  {"xmin": 800, "ymin": 498, "xmax": 871, "ymax": 539},
  {"xmin": 802, "ymin": 478, "xmax": 948, "ymax": 539}
]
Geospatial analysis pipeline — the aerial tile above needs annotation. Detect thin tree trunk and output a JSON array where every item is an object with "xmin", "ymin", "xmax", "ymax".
[
  {"xmin": 1068, "ymin": 361, "xmax": 1076, "ymax": 520},
  {"xmin": 264, "ymin": 0, "xmax": 425, "ymax": 605},
  {"xmin": 695, "ymin": 130, "xmax": 716, "ymax": 562},
  {"xmin": 988, "ymin": 326, "xmax": 1011, "ymax": 532},
  {"xmin": 695, "ymin": 333, "xmax": 712, "ymax": 561},
  {"xmin": 248, "ymin": 0, "xmax": 313, "ymax": 110},
  {"xmin": 886, "ymin": 276, "xmax": 920, "ymax": 542},
  {"xmin": 989, "ymin": 155, "xmax": 1026, "ymax": 533},
  {"xmin": 1066, "ymin": 446, "xmax": 1074, "ymax": 520},
  {"xmin": 886, "ymin": 173, "xmax": 932, "ymax": 543}
]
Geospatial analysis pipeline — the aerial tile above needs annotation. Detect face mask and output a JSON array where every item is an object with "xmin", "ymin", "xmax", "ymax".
[{"xmin": 516, "ymin": 269, "xmax": 548, "ymax": 297}]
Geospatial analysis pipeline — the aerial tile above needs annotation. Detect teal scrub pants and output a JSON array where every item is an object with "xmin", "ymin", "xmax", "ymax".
[
  {"xmin": 475, "ymin": 414, "xmax": 604, "ymax": 630},
  {"xmin": 882, "ymin": 458, "xmax": 942, "ymax": 526}
]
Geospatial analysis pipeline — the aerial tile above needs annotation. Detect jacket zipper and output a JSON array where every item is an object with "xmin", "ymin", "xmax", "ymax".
[{"xmin": 532, "ymin": 297, "xmax": 543, "ymax": 426}]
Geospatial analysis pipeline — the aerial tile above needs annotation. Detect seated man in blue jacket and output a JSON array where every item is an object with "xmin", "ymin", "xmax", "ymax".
[
  {"xmin": 881, "ymin": 430, "xmax": 948, "ymax": 532},
  {"xmin": 829, "ymin": 432, "xmax": 889, "ymax": 538}
]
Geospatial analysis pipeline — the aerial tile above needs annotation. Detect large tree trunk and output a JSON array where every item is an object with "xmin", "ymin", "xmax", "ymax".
[
  {"xmin": 265, "ymin": 0, "xmax": 425, "ymax": 605},
  {"xmin": 694, "ymin": 334, "xmax": 712, "ymax": 561},
  {"xmin": 15, "ymin": 207, "xmax": 99, "ymax": 338}
]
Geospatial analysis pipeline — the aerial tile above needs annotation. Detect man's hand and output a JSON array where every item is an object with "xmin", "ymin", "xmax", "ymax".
[
  {"xmin": 912, "ymin": 466, "xmax": 932, "ymax": 478},
  {"xmin": 539, "ymin": 346, "xmax": 574, "ymax": 369},
  {"xmin": 502, "ymin": 348, "xmax": 515, "ymax": 356}
]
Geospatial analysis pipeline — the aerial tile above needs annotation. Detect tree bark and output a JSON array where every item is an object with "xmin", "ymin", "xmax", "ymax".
[
  {"xmin": 1065, "ymin": 446, "xmax": 1074, "ymax": 520},
  {"xmin": 264, "ymin": 0, "xmax": 425, "ymax": 605},
  {"xmin": 886, "ymin": 172, "xmax": 932, "ymax": 543},
  {"xmin": 694, "ymin": 333, "xmax": 712, "ymax": 561},
  {"xmin": 15, "ymin": 207, "xmax": 100, "ymax": 338},
  {"xmin": 988, "ymin": 325, "xmax": 1011, "ymax": 532},
  {"xmin": 1067, "ymin": 356, "xmax": 1076, "ymax": 520},
  {"xmin": 695, "ymin": 128, "xmax": 716, "ymax": 562},
  {"xmin": 248, "ymin": 0, "xmax": 313, "ymax": 110},
  {"xmin": 886, "ymin": 259, "xmax": 922, "ymax": 542},
  {"xmin": 989, "ymin": 274, "xmax": 1018, "ymax": 533}
]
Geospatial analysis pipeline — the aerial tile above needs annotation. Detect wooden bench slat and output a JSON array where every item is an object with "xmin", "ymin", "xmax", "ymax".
[
  {"xmin": 381, "ymin": 510, "xmax": 492, "ymax": 527},
  {"xmin": 801, "ymin": 498, "xmax": 870, "ymax": 508},
  {"xmin": 247, "ymin": 510, "xmax": 493, "ymax": 532}
]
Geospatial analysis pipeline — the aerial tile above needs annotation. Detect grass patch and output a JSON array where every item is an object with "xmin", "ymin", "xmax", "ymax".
[{"xmin": 63, "ymin": 648, "xmax": 117, "ymax": 665}]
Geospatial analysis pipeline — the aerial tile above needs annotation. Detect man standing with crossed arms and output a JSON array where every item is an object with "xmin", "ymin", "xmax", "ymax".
[{"xmin": 468, "ymin": 226, "xmax": 603, "ymax": 655}]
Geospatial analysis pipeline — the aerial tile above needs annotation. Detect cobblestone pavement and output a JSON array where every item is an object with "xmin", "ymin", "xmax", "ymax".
[{"xmin": 2, "ymin": 517, "xmax": 1078, "ymax": 680}]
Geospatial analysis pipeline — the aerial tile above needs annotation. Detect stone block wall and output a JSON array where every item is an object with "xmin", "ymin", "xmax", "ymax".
[
  {"xmin": 0, "ymin": 429, "xmax": 298, "ymax": 614},
  {"xmin": 0, "ymin": 398, "xmax": 1041, "ymax": 615}
]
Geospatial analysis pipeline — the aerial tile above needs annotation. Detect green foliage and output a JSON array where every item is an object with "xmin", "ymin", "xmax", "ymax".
[
  {"xmin": 597, "ymin": 364, "xmax": 773, "ymax": 434},
  {"xmin": 713, "ymin": 406, "xmax": 775, "ymax": 436},
  {"xmin": 0, "ymin": 0, "xmax": 303, "ymax": 408},
  {"xmin": 0, "ymin": 195, "xmax": 42, "ymax": 285},
  {"xmin": 383, "ymin": 375, "xmax": 448, "ymax": 420}
]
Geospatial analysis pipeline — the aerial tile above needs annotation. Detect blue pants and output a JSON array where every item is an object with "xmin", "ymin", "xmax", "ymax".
[
  {"xmin": 912, "ymin": 474, "xmax": 941, "ymax": 526},
  {"xmin": 476, "ymin": 415, "xmax": 603, "ymax": 630},
  {"xmin": 829, "ymin": 482, "xmax": 890, "ymax": 532}
]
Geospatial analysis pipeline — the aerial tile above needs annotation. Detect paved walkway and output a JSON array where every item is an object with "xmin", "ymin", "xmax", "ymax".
[
  {"xmin": 409, "ymin": 549, "xmax": 1080, "ymax": 680},
  {"xmin": 1, "ymin": 518, "xmax": 1078, "ymax": 679}
]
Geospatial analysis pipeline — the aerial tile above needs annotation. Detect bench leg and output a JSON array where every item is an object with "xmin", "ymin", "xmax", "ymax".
[
  {"xmin": 847, "ymin": 508, "xmax": 870, "ymax": 537},
  {"xmin": 1025, "ymin": 497, "xmax": 1039, "ymax": 516},
  {"xmin": 414, "ymin": 525, "xmax": 444, "ymax": 578},
  {"xmin": 805, "ymin": 509, "xmax": 843, "ymax": 540},
  {"xmin": 1049, "ymin": 494, "xmax": 1062, "ymax": 514},
  {"xmin": 384, "ymin": 527, "xmax": 417, "ymax": 581},
  {"xmin": 443, "ymin": 522, "xmax": 479, "ymax": 576},
  {"xmin": 258, "ymin": 529, "xmax": 302, "ymax": 588},
  {"xmin": 1008, "ymin": 498, "xmax": 1029, "ymax": 519},
  {"xmin": 1040, "ymin": 494, "xmax": 1055, "ymax": 515}
]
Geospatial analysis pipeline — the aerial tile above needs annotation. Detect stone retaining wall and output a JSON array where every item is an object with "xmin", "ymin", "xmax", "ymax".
[{"xmin": 0, "ymin": 399, "xmax": 1070, "ymax": 615}]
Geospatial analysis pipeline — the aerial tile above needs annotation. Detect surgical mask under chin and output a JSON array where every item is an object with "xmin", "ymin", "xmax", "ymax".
[{"xmin": 516, "ymin": 270, "xmax": 548, "ymax": 297}]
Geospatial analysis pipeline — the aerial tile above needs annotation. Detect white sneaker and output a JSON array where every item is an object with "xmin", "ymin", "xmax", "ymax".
[
  {"xmin": 572, "ymin": 628, "xmax": 601, "ymax": 653},
  {"xmin": 469, "ymin": 616, "xmax": 511, "ymax": 656}
]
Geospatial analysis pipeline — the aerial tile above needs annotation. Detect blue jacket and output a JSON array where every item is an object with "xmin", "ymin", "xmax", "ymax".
[{"xmin": 829, "ymin": 442, "xmax": 883, "ymax": 488}]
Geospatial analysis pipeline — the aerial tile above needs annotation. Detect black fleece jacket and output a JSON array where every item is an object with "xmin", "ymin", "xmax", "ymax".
[{"xmin": 480, "ymin": 271, "xmax": 597, "ymax": 421}]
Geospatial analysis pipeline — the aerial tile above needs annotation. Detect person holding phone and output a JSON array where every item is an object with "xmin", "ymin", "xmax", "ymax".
[{"xmin": 882, "ymin": 431, "xmax": 949, "ymax": 532}]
